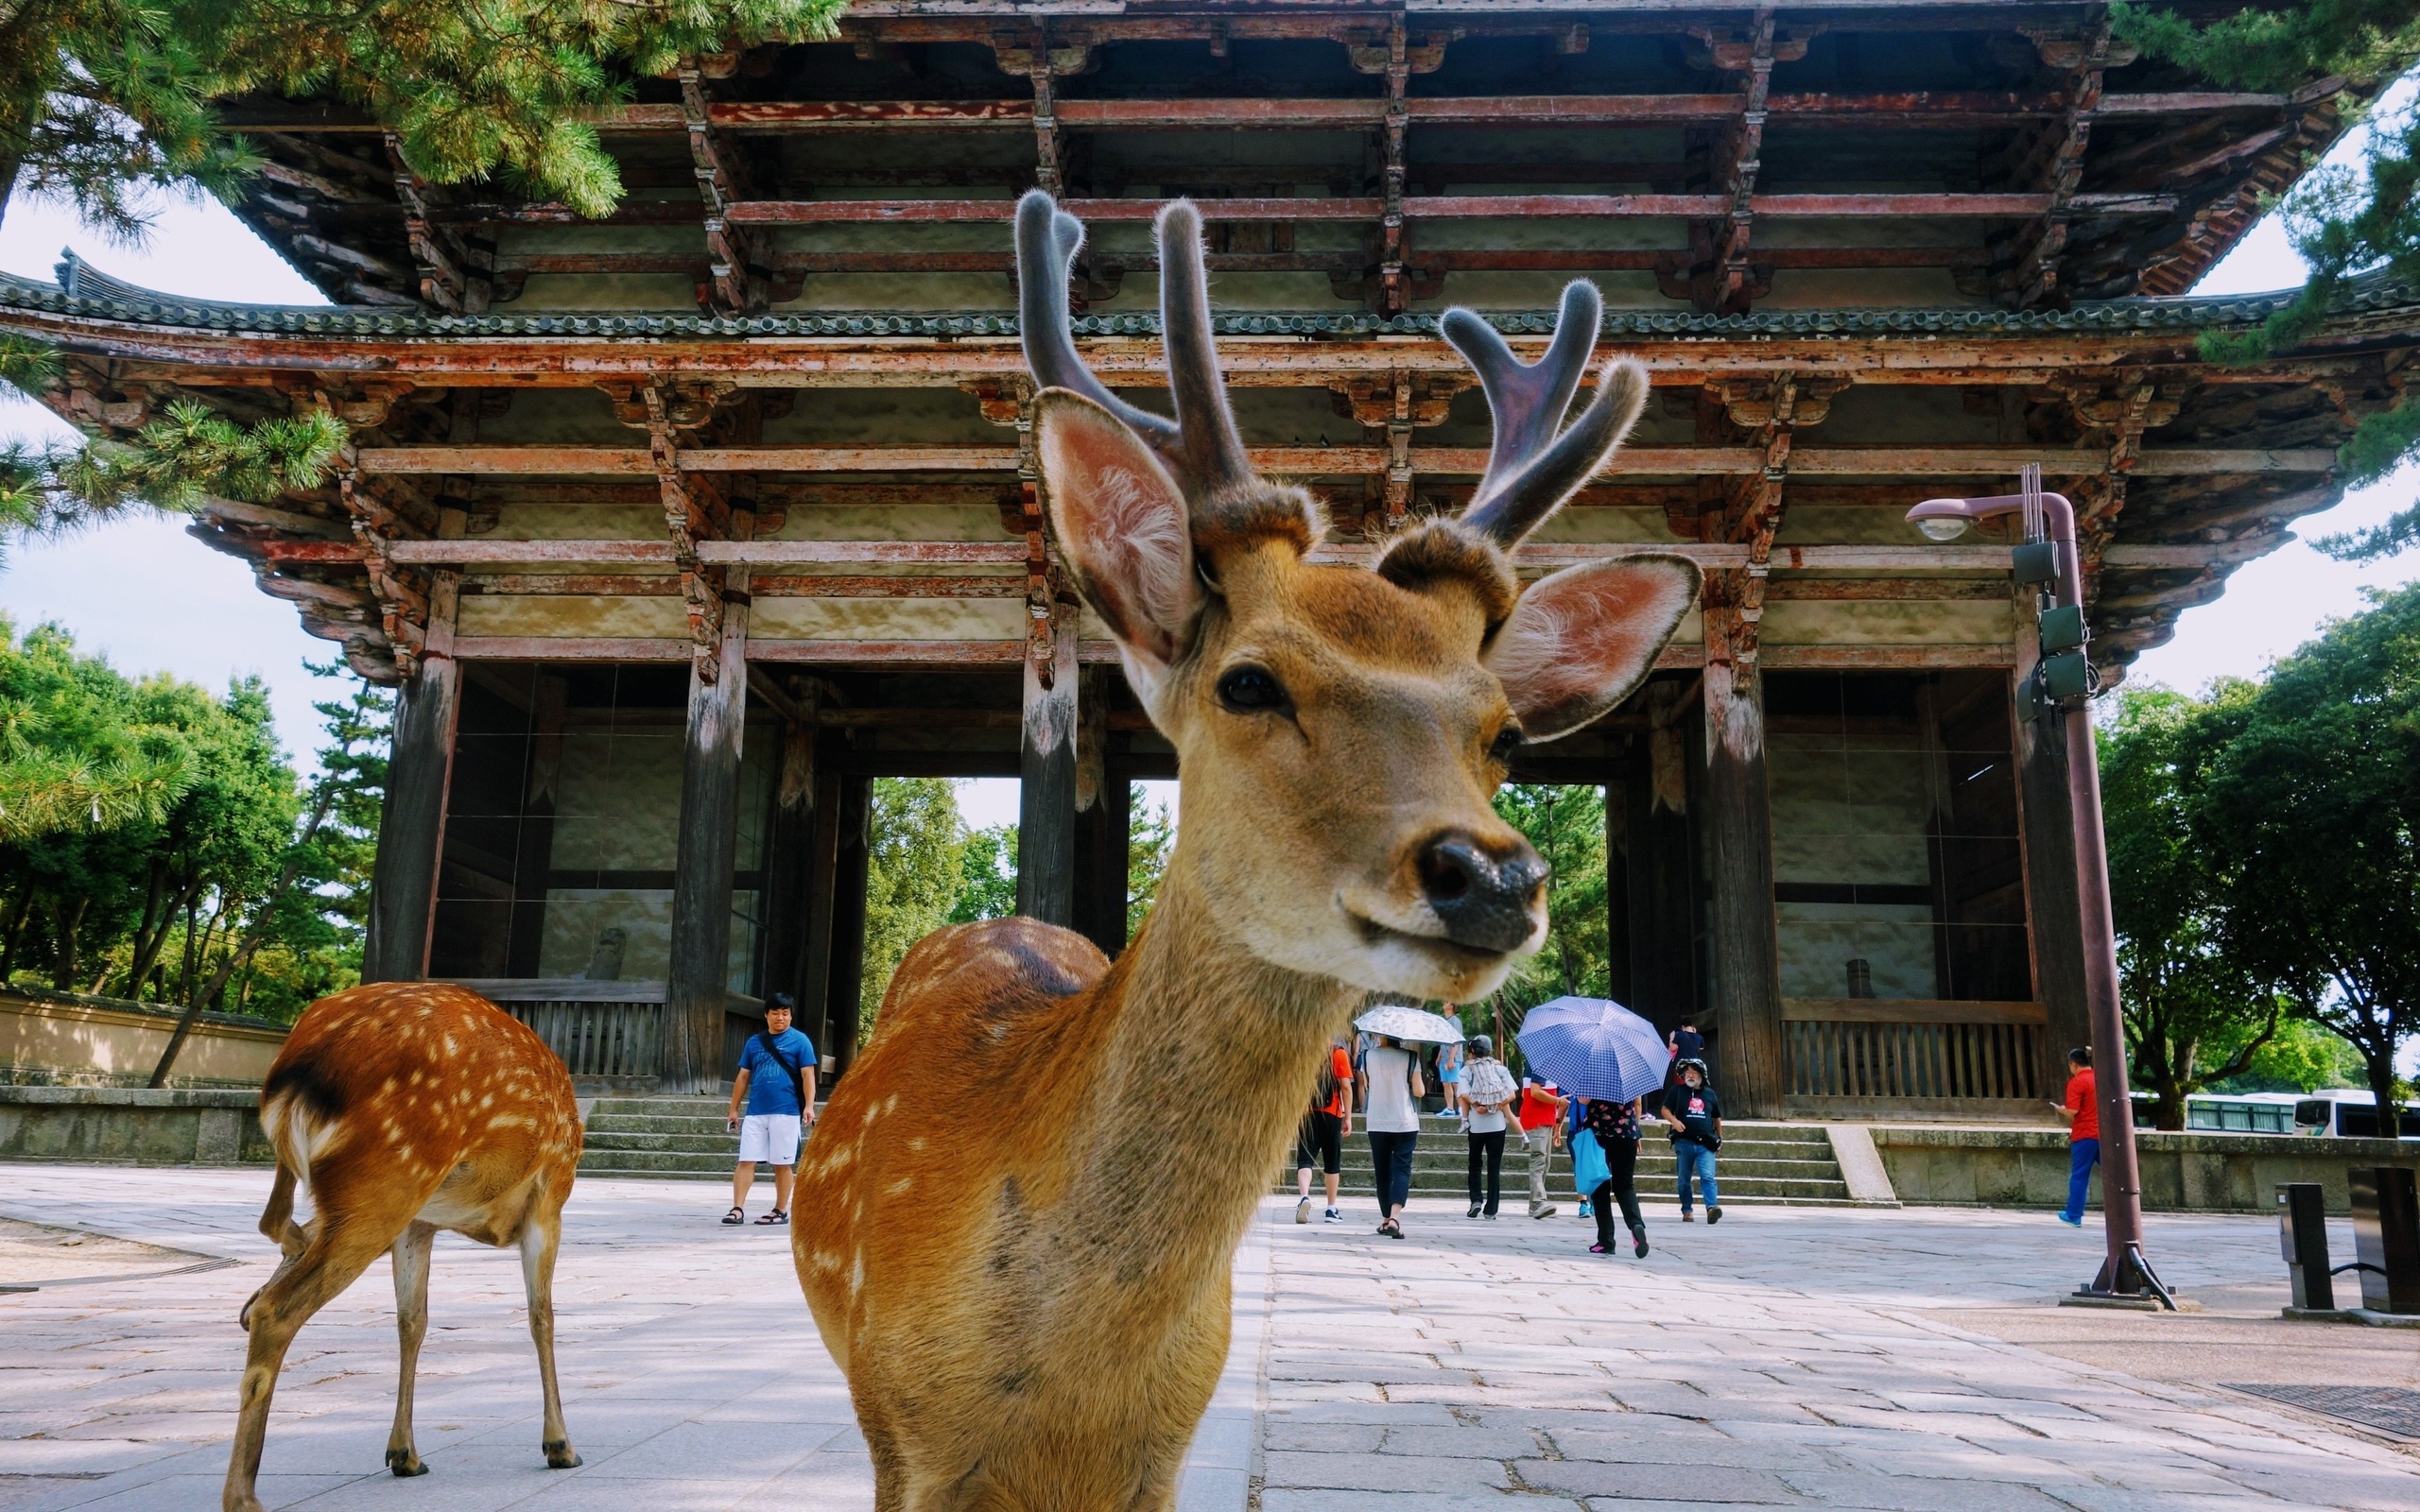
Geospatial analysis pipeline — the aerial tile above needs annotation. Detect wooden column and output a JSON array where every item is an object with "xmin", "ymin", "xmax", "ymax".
[
  {"xmin": 362, "ymin": 572, "xmax": 459, "ymax": 984},
  {"xmin": 1627, "ymin": 679, "xmax": 1698, "ymax": 1033},
  {"xmin": 1603, "ymin": 744, "xmax": 1634, "ymax": 1006},
  {"xmin": 1017, "ymin": 599, "xmax": 1079, "ymax": 924},
  {"xmin": 2014, "ymin": 599, "xmax": 2091, "ymax": 1088},
  {"xmin": 1072, "ymin": 765, "xmax": 1132, "ymax": 958},
  {"xmin": 663, "ymin": 519, "xmax": 753, "ymax": 1096},
  {"xmin": 796, "ymin": 753, "xmax": 846, "ymax": 1063},
  {"xmin": 757, "ymin": 701, "xmax": 820, "ymax": 1014},
  {"xmin": 826, "ymin": 772, "xmax": 873, "ymax": 1073},
  {"xmin": 1703, "ymin": 610, "xmax": 1787, "ymax": 1117}
]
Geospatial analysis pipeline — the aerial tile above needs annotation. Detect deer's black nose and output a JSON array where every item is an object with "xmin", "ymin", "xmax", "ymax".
[{"xmin": 1417, "ymin": 833, "xmax": 1548, "ymax": 954}]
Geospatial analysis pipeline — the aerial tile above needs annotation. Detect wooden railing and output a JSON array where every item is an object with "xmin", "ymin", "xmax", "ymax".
[
  {"xmin": 1783, "ymin": 999, "xmax": 2046, "ymax": 1105},
  {"xmin": 443, "ymin": 979, "xmax": 666, "ymax": 1080}
]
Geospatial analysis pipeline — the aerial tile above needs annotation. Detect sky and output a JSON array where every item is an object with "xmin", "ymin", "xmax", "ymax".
[{"xmin": 2, "ymin": 107, "xmax": 2416, "ymax": 807}]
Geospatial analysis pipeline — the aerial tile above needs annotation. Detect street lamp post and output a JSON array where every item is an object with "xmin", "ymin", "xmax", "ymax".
[{"xmin": 1905, "ymin": 475, "xmax": 2177, "ymax": 1308}]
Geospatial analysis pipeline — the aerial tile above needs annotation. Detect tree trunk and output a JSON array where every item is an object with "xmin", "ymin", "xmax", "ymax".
[
  {"xmin": 50, "ymin": 895, "xmax": 86, "ymax": 990},
  {"xmin": 0, "ymin": 885, "xmax": 33, "ymax": 979},
  {"xmin": 118, "ymin": 874, "xmax": 200, "ymax": 1006},
  {"xmin": 2367, "ymin": 1041, "xmax": 2402, "ymax": 1141}
]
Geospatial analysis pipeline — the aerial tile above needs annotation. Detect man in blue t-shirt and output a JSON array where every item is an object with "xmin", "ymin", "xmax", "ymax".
[{"xmin": 723, "ymin": 994, "xmax": 818, "ymax": 1226}]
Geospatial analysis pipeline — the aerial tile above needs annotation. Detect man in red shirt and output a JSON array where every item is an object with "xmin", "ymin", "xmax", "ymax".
[
  {"xmin": 1294, "ymin": 1038, "xmax": 1355, "ymax": 1223},
  {"xmin": 2057, "ymin": 1047, "xmax": 2100, "ymax": 1227},
  {"xmin": 1517, "ymin": 1075, "xmax": 1568, "ymax": 1219}
]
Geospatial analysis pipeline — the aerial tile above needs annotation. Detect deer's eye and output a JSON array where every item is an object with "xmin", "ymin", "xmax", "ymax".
[
  {"xmin": 1489, "ymin": 725, "xmax": 1526, "ymax": 764},
  {"xmin": 1217, "ymin": 665, "xmax": 1290, "ymax": 714}
]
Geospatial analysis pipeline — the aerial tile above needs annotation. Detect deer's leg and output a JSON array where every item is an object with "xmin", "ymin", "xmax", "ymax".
[
  {"xmin": 517, "ymin": 1206, "xmax": 580, "ymax": 1469},
  {"xmin": 222, "ymin": 1218, "xmax": 395, "ymax": 1512},
  {"xmin": 386, "ymin": 1221, "xmax": 437, "ymax": 1477},
  {"xmin": 255, "ymin": 1164, "xmax": 306, "ymax": 1259}
]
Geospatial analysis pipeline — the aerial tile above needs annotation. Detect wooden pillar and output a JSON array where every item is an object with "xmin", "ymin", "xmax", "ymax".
[
  {"xmin": 796, "ymin": 753, "xmax": 846, "ymax": 1063},
  {"xmin": 1017, "ymin": 600, "xmax": 1079, "ymax": 925},
  {"xmin": 1704, "ymin": 614, "xmax": 1786, "ymax": 1118},
  {"xmin": 826, "ymin": 772, "xmax": 873, "ymax": 1073},
  {"xmin": 757, "ymin": 707, "xmax": 820, "ymax": 1013},
  {"xmin": 1604, "ymin": 747, "xmax": 1634, "ymax": 1007},
  {"xmin": 664, "ymin": 538, "xmax": 752, "ymax": 1096},
  {"xmin": 1627, "ymin": 679, "xmax": 1697, "ymax": 1033},
  {"xmin": 2014, "ymin": 599, "xmax": 2091, "ymax": 1090},
  {"xmin": 362, "ymin": 575, "xmax": 459, "ymax": 984},
  {"xmin": 1073, "ymin": 765, "xmax": 1132, "ymax": 958}
]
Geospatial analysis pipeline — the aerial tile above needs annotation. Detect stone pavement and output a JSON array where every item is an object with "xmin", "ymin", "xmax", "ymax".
[{"xmin": 0, "ymin": 1165, "xmax": 2413, "ymax": 1511}]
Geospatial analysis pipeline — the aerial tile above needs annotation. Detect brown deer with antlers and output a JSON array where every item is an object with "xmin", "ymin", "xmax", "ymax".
[
  {"xmin": 792, "ymin": 190, "xmax": 1699, "ymax": 1509},
  {"xmin": 224, "ymin": 982, "xmax": 584, "ymax": 1512}
]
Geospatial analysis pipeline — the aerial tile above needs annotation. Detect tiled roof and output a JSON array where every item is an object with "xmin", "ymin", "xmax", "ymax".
[{"xmin": 3, "ymin": 266, "xmax": 2411, "ymax": 342}]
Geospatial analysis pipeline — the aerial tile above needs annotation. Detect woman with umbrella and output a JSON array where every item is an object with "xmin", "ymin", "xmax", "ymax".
[
  {"xmin": 1354, "ymin": 1005, "xmax": 1456, "ymax": 1239},
  {"xmin": 1515, "ymin": 995, "xmax": 1668, "ymax": 1257}
]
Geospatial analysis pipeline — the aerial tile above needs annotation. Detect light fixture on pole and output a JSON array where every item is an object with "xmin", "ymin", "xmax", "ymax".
[{"xmin": 1905, "ymin": 467, "xmax": 2176, "ymax": 1309}]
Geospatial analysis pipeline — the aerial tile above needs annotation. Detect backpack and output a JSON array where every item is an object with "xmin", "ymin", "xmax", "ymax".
[{"xmin": 753, "ymin": 1031, "xmax": 808, "ymax": 1114}]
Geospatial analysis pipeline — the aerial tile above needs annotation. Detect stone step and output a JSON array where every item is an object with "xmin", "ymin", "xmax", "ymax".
[{"xmin": 586, "ymin": 1114, "xmax": 749, "ymax": 1137}]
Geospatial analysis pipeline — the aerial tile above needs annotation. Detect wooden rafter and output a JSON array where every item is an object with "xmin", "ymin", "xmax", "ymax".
[{"xmin": 682, "ymin": 66, "xmax": 764, "ymax": 315}]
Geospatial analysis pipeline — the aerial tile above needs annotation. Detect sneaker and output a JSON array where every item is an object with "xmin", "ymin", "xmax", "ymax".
[
  {"xmin": 1467, "ymin": 1202, "xmax": 1483, "ymax": 1218},
  {"xmin": 1681, "ymin": 1211, "xmax": 1695, "ymax": 1222},
  {"xmin": 1588, "ymin": 1242, "xmax": 1612, "ymax": 1255},
  {"xmin": 1531, "ymin": 1205, "xmax": 1559, "ymax": 1220},
  {"xmin": 1578, "ymin": 1201, "xmax": 1594, "ymax": 1218},
  {"xmin": 1633, "ymin": 1233, "xmax": 1650, "ymax": 1258},
  {"xmin": 1323, "ymin": 1208, "xmax": 1342, "ymax": 1223},
  {"xmin": 1707, "ymin": 1206, "xmax": 1722, "ymax": 1226},
  {"xmin": 1296, "ymin": 1197, "xmax": 1311, "ymax": 1224},
  {"xmin": 2057, "ymin": 1212, "xmax": 2083, "ymax": 1228}
]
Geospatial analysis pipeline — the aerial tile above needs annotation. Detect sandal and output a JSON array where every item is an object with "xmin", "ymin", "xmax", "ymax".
[
  {"xmin": 754, "ymin": 1210, "xmax": 788, "ymax": 1225},
  {"xmin": 721, "ymin": 1208, "xmax": 745, "ymax": 1226}
]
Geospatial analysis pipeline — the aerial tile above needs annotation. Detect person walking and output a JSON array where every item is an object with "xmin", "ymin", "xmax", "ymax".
[
  {"xmin": 1581, "ymin": 1096, "xmax": 1650, "ymax": 1257},
  {"xmin": 1437, "ymin": 1039, "xmax": 1466, "ymax": 1127},
  {"xmin": 724, "ymin": 994, "xmax": 817, "ymax": 1226},
  {"xmin": 1662, "ymin": 1058, "xmax": 1722, "ymax": 1223},
  {"xmin": 1459, "ymin": 1036, "xmax": 1517, "ymax": 1218},
  {"xmin": 1658, "ymin": 1018, "xmax": 1705, "ymax": 1114},
  {"xmin": 2057, "ymin": 1046, "xmax": 2100, "ymax": 1228},
  {"xmin": 1516, "ymin": 1074, "xmax": 1567, "ymax": 1219},
  {"xmin": 1363, "ymin": 1035, "xmax": 1425, "ymax": 1239},
  {"xmin": 1295, "ymin": 1037, "xmax": 1355, "ymax": 1224}
]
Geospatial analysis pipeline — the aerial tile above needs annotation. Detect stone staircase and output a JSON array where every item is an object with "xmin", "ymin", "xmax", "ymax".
[
  {"xmin": 579, "ymin": 1098, "xmax": 1868, "ymax": 1206},
  {"xmin": 579, "ymin": 1094, "xmax": 760, "ymax": 1180},
  {"xmin": 1278, "ymin": 1113, "xmax": 1865, "ymax": 1207}
]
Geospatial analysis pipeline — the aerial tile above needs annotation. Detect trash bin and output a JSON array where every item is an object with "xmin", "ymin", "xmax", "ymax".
[
  {"xmin": 2349, "ymin": 1167, "xmax": 2420, "ymax": 1314},
  {"xmin": 2278, "ymin": 1182, "xmax": 2333, "ymax": 1311}
]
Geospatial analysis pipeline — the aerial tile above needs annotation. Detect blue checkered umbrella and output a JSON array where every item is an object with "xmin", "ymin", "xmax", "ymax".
[{"xmin": 1514, "ymin": 995, "xmax": 1668, "ymax": 1104}]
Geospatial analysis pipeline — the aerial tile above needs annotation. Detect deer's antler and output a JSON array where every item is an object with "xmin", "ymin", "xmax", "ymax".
[
  {"xmin": 1015, "ymin": 190, "xmax": 1253, "ymax": 500},
  {"xmin": 1441, "ymin": 283, "xmax": 1650, "ymax": 546}
]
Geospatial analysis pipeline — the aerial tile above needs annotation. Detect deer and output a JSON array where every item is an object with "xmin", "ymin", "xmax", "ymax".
[
  {"xmin": 790, "ymin": 189, "xmax": 1700, "ymax": 1510},
  {"xmin": 224, "ymin": 981, "xmax": 585, "ymax": 1512}
]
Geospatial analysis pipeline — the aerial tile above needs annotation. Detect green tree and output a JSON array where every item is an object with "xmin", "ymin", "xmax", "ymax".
[
  {"xmin": 2100, "ymin": 686, "xmax": 2291, "ymax": 1129},
  {"xmin": 0, "ymin": 614, "xmax": 191, "ymax": 842},
  {"xmin": 2115, "ymin": 3, "xmax": 2420, "ymax": 559},
  {"xmin": 2190, "ymin": 584, "xmax": 2420, "ymax": 1135},
  {"xmin": 1126, "ymin": 789, "xmax": 1174, "ymax": 941},
  {"xmin": 1490, "ymin": 783, "xmax": 1610, "ymax": 1014},
  {"xmin": 949, "ymin": 822, "xmax": 1018, "ymax": 925},
  {"xmin": 858, "ymin": 777, "xmax": 968, "ymax": 1046},
  {"xmin": 2208, "ymin": 1018, "xmax": 2369, "ymax": 1095}
]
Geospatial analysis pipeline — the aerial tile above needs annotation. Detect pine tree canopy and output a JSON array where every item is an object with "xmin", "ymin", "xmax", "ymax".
[{"xmin": 2116, "ymin": 3, "xmax": 2420, "ymax": 561}]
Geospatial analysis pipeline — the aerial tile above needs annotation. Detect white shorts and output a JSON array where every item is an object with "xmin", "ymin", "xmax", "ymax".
[{"xmin": 736, "ymin": 1113, "xmax": 802, "ymax": 1167}]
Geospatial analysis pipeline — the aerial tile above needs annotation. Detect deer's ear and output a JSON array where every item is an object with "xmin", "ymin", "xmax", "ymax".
[
  {"xmin": 1036, "ymin": 389, "xmax": 1201, "ymax": 695},
  {"xmin": 1487, "ymin": 557, "xmax": 1700, "ymax": 741}
]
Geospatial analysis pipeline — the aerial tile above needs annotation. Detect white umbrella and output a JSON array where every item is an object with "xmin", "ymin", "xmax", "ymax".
[{"xmin": 1353, "ymin": 1004, "xmax": 1466, "ymax": 1044}]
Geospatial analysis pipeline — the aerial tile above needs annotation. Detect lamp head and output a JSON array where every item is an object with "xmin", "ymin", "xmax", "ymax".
[{"xmin": 1915, "ymin": 516, "xmax": 1971, "ymax": 542}]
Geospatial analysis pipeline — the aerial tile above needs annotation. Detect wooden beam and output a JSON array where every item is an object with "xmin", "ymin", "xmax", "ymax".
[
  {"xmin": 1017, "ymin": 599, "xmax": 1079, "ymax": 926},
  {"xmin": 719, "ymin": 193, "xmax": 2165, "ymax": 226},
  {"xmin": 562, "ymin": 90, "xmax": 2281, "ymax": 134}
]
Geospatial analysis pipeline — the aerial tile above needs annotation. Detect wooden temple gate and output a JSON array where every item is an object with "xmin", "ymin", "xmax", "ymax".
[{"xmin": 7, "ymin": 0, "xmax": 2414, "ymax": 1115}]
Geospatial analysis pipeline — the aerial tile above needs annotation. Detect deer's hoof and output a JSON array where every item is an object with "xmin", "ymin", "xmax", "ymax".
[
  {"xmin": 385, "ymin": 1448, "xmax": 427, "ymax": 1477},
  {"xmin": 544, "ymin": 1440, "xmax": 582, "ymax": 1469}
]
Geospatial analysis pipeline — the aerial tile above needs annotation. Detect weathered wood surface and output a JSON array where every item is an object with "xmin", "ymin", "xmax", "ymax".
[
  {"xmin": 663, "ymin": 566, "xmax": 751, "ymax": 1096},
  {"xmin": 360, "ymin": 587, "xmax": 458, "ymax": 983},
  {"xmin": 1016, "ymin": 602, "xmax": 1079, "ymax": 927},
  {"xmin": 1703, "ymin": 628, "xmax": 1786, "ymax": 1120}
]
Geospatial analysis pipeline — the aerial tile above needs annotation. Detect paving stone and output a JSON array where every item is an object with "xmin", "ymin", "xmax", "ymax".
[{"xmin": 1517, "ymin": 1459, "xmax": 1800, "ymax": 1503}]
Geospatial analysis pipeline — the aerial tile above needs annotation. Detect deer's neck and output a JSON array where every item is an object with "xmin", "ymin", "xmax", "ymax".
[{"xmin": 1075, "ymin": 851, "xmax": 1356, "ymax": 1268}]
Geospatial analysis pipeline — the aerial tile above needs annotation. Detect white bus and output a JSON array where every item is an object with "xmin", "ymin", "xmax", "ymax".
[{"xmin": 2290, "ymin": 1090, "xmax": 2420, "ymax": 1139}]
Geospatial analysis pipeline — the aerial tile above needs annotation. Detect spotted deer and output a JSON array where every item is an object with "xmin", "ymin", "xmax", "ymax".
[
  {"xmin": 225, "ymin": 982, "xmax": 584, "ymax": 1512},
  {"xmin": 792, "ymin": 190, "xmax": 1700, "ymax": 1509}
]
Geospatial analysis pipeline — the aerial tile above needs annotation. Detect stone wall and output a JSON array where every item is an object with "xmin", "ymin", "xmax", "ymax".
[
  {"xmin": 0, "ymin": 987, "xmax": 287, "ymax": 1087},
  {"xmin": 0, "ymin": 1086, "xmax": 273, "ymax": 1166},
  {"xmin": 1872, "ymin": 1125, "xmax": 2419, "ymax": 1213}
]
